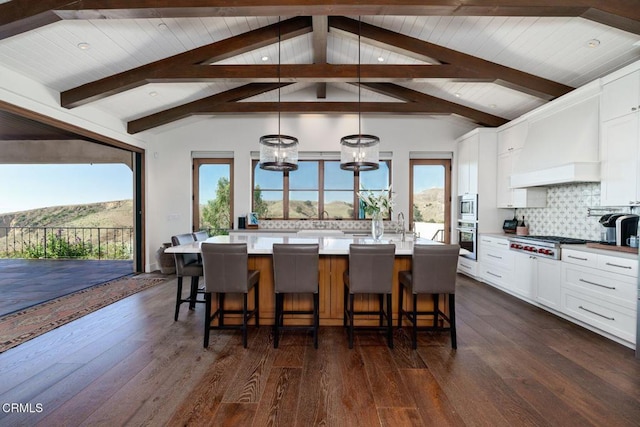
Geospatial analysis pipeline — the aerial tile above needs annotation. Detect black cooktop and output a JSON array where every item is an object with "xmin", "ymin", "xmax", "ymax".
[{"xmin": 517, "ymin": 235, "xmax": 594, "ymax": 244}]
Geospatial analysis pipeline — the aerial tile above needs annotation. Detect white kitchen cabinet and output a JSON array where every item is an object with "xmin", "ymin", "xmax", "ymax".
[
  {"xmin": 601, "ymin": 69, "xmax": 640, "ymax": 122},
  {"xmin": 561, "ymin": 248, "xmax": 637, "ymax": 345},
  {"xmin": 512, "ymin": 252, "xmax": 561, "ymax": 304},
  {"xmin": 600, "ymin": 112, "xmax": 640, "ymax": 206},
  {"xmin": 457, "ymin": 134, "xmax": 479, "ymax": 196},
  {"xmin": 497, "ymin": 120, "xmax": 527, "ymax": 155},
  {"xmin": 457, "ymin": 256, "xmax": 478, "ymax": 278},
  {"xmin": 496, "ymin": 149, "xmax": 547, "ymax": 208},
  {"xmin": 478, "ymin": 235, "xmax": 514, "ymax": 290}
]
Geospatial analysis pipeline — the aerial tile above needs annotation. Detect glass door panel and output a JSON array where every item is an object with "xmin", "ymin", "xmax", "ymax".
[{"xmin": 410, "ymin": 159, "xmax": 451, "ymax": 243}]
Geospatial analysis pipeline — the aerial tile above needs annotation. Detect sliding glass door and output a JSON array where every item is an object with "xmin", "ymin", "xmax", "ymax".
[{"xmin": 410, "ymin": 159, "xmax": 451, "ymax": 243}]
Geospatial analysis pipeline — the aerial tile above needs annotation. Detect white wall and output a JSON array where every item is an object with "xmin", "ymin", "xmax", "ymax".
[{"xmin": 147, "ymin": 113, "xmax": 475, "ymax": 270}]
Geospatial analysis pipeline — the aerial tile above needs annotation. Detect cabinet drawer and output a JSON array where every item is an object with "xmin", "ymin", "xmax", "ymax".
[
  {"xmin": 597, "ymin": 254, "xmax": 638, "ymax": 277},
  {"xmin": 478, "ymin": 236, "xmax": 510, "ymax": 250},
  {"xmin": 457, "ymin": 257, "xmax": 478, "ymax": 277},
  {"xmin": 562, "ymin": 248, "xmax": 597, "ymax": 266},
  {"xmin": 480, "ymin": 247, "xmax": 513, "ymax": 269},
  {"xmin": 563, "ymin": 264, "xmax": 637, "ymax": 308},
  {"xmin": 480, "ymin": 264, "xmax": 512, "ymax": 289},
  {"xmin": 562, "ymin": 290, "xmax": 636, "ymax": 343}
]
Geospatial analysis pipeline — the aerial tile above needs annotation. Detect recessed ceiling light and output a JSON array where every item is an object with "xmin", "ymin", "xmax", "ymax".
[
  {"xmin": 158, "ymin": 23, "xmax": 168, "ymax": 31},
  {"xmin": 261, "ymin": 56, "xmax": 269, "ymax": 62},
  {"xmin": 377, "ymin": 56, "xmax": 385, "ymax": 62},
  {"xmin": 148, "ymin": 91, "xmax": 158, "ymax": 97},
  {"xmin": 77, "ymin": 42, "xmax": 91, "ymax": 50},
  {"xmin": 489, "ymin": 104, "xmax": 497, "ymax": 109},
  {"xmin": 454, "ymin": 92, "xmax": 461, "ymax": 98},
  {"xmin": 587, "ymin": 39, "xmax": 600, "ymax": 48}
]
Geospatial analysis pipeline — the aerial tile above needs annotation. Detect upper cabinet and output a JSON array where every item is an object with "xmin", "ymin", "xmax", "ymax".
[
  {"xmin": 600, "ymin": 69, "xmax": 640, "ymax": 206},
  {"xmin": 496, "ymin": 121, "xmax": 546, "ymax": 208},
  {"xmin": 601, "ymin": 70, "xmax": 640, "ymax": 122},
  {"xmin": 457, "ymin": 133, "xmax": 479, "ymax": 196}
]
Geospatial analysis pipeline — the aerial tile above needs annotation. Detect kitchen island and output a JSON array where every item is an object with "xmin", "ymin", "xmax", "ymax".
[{"xmin": 166, "ymin": 234, "xmax": 446, "ymax": 326}]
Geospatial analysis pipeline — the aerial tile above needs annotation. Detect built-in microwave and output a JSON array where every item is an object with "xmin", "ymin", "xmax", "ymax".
[{"xmin": 458, "ymin": 194, "xmax": 478, "ymax": 221}]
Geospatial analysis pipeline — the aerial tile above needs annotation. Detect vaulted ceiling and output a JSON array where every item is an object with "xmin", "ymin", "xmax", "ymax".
[{"xmin": 1, "ymin": 1, "xmax": 639, "ymax": 135}]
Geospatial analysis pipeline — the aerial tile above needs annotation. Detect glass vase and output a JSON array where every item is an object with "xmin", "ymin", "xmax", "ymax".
[{"xmin": 371, "ymin": 212, "xmax": 384, "ymax": 241}]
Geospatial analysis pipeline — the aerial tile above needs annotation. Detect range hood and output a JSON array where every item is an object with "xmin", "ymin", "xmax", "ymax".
[{"xmin": 510, "ymin": 96, "xmax": 600, "ymax": 188}]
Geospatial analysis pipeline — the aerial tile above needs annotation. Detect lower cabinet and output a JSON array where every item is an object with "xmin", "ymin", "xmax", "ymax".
[
  {"xmin": 513, "ymin": 252, "xmax": 561, "ymax": 306},
  {"xmin": 457, "ymin": 256, "xmax": 478, "ymax": 278}
]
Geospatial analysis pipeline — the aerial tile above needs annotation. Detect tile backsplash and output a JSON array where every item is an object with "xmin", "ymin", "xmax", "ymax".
[{"xmin": 516, "ymin": 183, "xmax": 634, "ymax": 241}]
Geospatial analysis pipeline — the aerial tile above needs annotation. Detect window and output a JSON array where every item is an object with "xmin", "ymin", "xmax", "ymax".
[
  {"xmin": 193, "ymin": 158, "xmax": 233, "ymax": 235},
  {"xmin": 410, "ymin": 159, "xmax": 451, "ymax": 242},
  {"xmin": 252, "ymin": 159, "xmax": 390, "ymax": 219}
]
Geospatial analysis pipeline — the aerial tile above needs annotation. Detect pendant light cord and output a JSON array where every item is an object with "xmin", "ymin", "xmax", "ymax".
[
  {"xmin": 358, "ymin": 16, "xmax": 361, "ymax": 136},
  {"xmin": 278, "ymin": 16, "xmax": 281, "ymax": 137}
]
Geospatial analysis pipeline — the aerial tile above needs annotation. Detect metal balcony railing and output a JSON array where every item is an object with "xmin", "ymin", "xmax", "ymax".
[{"xmin": 0, "ymin": 226, "xmax": 134, "ymax": 260}]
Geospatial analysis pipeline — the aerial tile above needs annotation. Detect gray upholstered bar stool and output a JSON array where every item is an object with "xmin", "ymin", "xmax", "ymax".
[
  {"xmin": 193, "ymin": 230, "xmax": 209, "ymax": 242},
  {"xmin": 201, "ymin": 243, "xmax": 260, "ymax": 348},
  {"xmin": 398, "ymin": 244, "xmax": 460, "ymax": 350},
  {"xmin": 171, "ymin": 233, "xmax": 205, "ymax": 321},
  {"xmin": 343, "ymin": 244, "xmax": 396, "ymax": 349},
  {"xmin": 272, "ymin": 243, "xmax": 320, "ymax": 349}
]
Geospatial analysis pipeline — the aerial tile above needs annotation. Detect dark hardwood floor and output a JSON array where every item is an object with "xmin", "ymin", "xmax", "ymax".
[{"xmin": 0, "ymin": 274, "xmax": 638, "ymax": 426}]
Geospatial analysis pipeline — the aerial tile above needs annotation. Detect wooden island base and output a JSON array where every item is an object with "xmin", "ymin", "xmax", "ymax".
[{"xmin": 208, "ymin": 255, "xmax": 448, "ymax": 327}]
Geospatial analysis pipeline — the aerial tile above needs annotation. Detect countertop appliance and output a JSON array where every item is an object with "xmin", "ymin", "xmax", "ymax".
[
  {"xmin": 615, "ymin": 214, "xmax": 639, "ymax": 246},
  {"xmin": 599, "ymin": 213, "xmax": 626, "ymax": 244},
  {"xmin": 502, "ymin": 218, "xmax": 518, "ymax": 234},
  {"xmin": 508, "ymin": 235, "xmax": 595, "ymax": 260}
]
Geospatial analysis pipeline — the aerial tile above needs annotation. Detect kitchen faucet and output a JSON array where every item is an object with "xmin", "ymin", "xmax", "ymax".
[{"xmin": 397, "ymin": 212, "xmax": 406, "ymax": 241}]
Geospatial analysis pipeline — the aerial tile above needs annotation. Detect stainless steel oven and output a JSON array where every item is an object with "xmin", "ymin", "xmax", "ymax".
[
  {"xmin": 458, "ymin": 194, "xmax": 478, "ymax": 222},
  {"xmin": 457, "ymin": 221, "xmax": 477, "ymax": 260}
]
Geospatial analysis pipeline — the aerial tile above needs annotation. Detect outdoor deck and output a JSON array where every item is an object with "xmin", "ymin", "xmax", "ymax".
[{"xmin": 0, "ymin": 259, "xmax": 133, "ymax": 317}]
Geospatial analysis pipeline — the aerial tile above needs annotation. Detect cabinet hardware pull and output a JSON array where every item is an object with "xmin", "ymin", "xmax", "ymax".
[
  {"xmin": 460, "ymin": 264, "xmax": 471, "ymax": 269},
  {"xmin": 605, "ymin": 262, "xmax": 631, "ymax": 270},
  {"xmin": 497, "ymin": 242, "xmax": 508, "ymax": 246},
  {"xmin": 487, "ymin": 271, "xmax": 502, "ymax": 278},
  {"xmin": 578, "ymin": 305, "xmax": 615, "ymax": 321},
  {"xmin": 567, "ymin": 255, "xmax": 588, "ymax": 261},
  {"xmin": 579, "ymin": 278, "xmax": 615, "ymax": 290},
  {"xmin": 488, "ymin": 254, "xmax": 502, "ymax": 259}
]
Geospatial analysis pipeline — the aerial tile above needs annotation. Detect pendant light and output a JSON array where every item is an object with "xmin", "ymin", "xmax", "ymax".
[
  {"xmin": 259, "ymin": 17, "xmax": 299, "ymax": 172},
  {"xmin": 340, "ymin": 16, "xmax": 379, "ymax": 173}
]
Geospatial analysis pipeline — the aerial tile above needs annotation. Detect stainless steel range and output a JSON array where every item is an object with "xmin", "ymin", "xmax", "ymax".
[{"xmin": 508, "ymin": 236, "xmax": 594, "ymax": 260}]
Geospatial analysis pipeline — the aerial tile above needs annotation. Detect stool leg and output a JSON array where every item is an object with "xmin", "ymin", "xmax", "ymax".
[
  {"xmin": 189, "ymin": 276, "xmax": 198, "ymax": 310},
  {"xmin": 433, "ymin": 294, "xmax": 440, "ymax": 328},
  {"xmin": 218, "ymin": 293, "xmax": 225, "ymax": 327},
  {"xmin": 203, "ymin": 292, "xmax": 212, "ymax": 348},
  {"xmin": 387, "ymin": 293, "xmax": 393, "ymax": 349},
  {"xmin": 174, "ymin": 277, "xmax": 183, "ymax": 321},
  {"xmin": 412, "ymin": 294, "xmax": 418, "ymax": 350},
  {"xmin": 378, "ymin": 294, "xmax": 384, "ymax": 327},
  {"xmin": 343, "ymin": 284, "xmax": 348, "ymax": 327},
  {"xmin": 349, "ymin": 294, "xmax": 355, "ymax": 349},
  {"xmin": 254, "ymin": 282, "xmax": 260, "ymax": 328},
  {"xmin": 274, "ymin": 293, "xmax": 281, "ymax": 349},
  {"xmin": 242, "ymin": 293, "xmax": 248, "ymax": 348},
  {"xmin": 398, "ymin": 281, "xmax": 404, "ymax": 328},
  {"xmin": 313, "ymin": 292, "xmax": 319, "ymax": 349},
  {"xmin": 449, "ymin": 293, "xmax": 457, "ymax": 349}
]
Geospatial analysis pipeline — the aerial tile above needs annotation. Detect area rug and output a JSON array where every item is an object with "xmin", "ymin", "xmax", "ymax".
[{"xmin": 0, "ymin": 275, "xmax": 168, "ymax": 353}]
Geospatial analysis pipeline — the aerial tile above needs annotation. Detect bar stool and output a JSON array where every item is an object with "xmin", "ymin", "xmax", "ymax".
[
  {"xmin": 398, "ymin": 244, "xmax": 459, "ymax": 350},
  {"xmin": 272, "ymin": 243, "xmax": 320, "ymax": 349},
  {"xmin": 201, "ymin": 243, "xmax": 260, "ymax": 348},
  {"xmin": 193, "ymin": 230, "xmax": 209, "ymax": 241},
  {"xmin": 343, "ymin": 244, "xmax": 396, "ymax": 349},
  {"xmin": 171, "ymin": 233, "xmax": 205, "ymax": 321}
]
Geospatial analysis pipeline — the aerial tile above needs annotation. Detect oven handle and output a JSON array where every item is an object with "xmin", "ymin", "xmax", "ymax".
[{"xmin": 456, "ymin": 227, "xmax": 477, "ymax": 233}]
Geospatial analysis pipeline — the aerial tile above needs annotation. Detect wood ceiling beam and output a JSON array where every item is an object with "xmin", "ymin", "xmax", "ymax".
[
  {"xmin": 361, "ymin": 82, "xmax": 508, "ymax": 126},
  {"xmin": 2, "ymin": 1, "xmax": 637, "ymax": 37},
  {"xmin": 60, "ymin": 16, "xmax": 312, "ymax": 108},
  {"xmin": 330, "ymin": 16, "xmax": 573, "ymax": 100},
  {"xmin": 137, "ymin": 100, "xmax": 507, "ymax": 127},
  {"xmin": 312, "ymin": 16, "xmax": 329, "ymax": 99},
  {"xmin": 127, "ymin": 82, "xmax": 290, "ymax": 134},
  {"xmin": 119, "ymin": 64, "xmax": 490, "ymax": 82}
]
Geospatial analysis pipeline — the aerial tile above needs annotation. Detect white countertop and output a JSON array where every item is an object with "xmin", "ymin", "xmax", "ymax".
[{"xmin": 165, "ymin": 234, "xmax": 441, "ymax": 255}]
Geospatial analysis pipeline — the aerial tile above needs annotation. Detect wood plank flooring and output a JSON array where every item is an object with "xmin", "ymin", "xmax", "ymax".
[{"xmin": 0, "ymin": 274, "xmax": 638, "ymax": 426}]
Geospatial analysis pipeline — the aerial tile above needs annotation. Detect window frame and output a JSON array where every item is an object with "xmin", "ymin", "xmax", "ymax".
[
  {"xmin": 251, "ymin": 159, "xmax": 391, "ymax": 220},
  {"xmin": 193, "ymin": 158, "xmax": 234, "ymax": 233}
]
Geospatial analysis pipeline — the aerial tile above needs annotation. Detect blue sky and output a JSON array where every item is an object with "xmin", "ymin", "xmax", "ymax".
[{"xmin": 0, "ymin": 164, "xmax": 132, "ymax": 214}]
